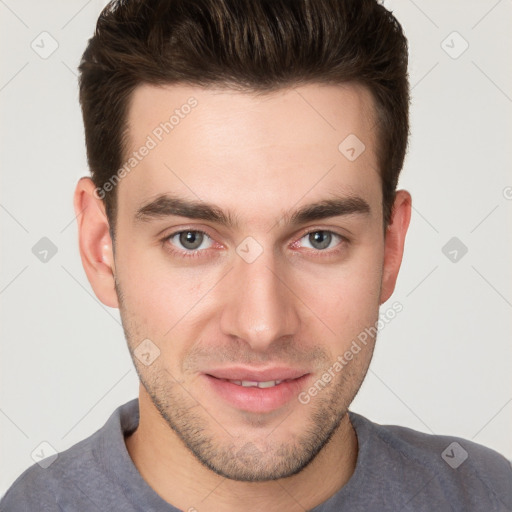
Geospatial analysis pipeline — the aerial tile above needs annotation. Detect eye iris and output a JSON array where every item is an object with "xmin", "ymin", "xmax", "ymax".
[
  {"xmin": 309, "ymin": 231, "xmax": 331, "ymax": 250},
  {"xmin": 179, "ymin": 231, "xmax": 203, "ymax": 250}
]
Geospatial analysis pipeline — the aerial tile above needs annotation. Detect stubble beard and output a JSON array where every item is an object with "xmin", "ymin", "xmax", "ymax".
[
  {"xmin": 116, "ymin": 280, "xmax": 374, "ymax": 482},
  {"xmin": 128, "ymin": 339, "xmax": 372, "ymax": 482}
]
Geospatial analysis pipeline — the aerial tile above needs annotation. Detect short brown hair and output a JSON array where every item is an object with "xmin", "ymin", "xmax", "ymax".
[{"xmin": 79, "ymin": 0, "xmax": 409, "ymax": 233}]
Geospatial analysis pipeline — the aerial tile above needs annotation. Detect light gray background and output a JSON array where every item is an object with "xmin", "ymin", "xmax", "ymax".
[{"xmin": 1, "ymin": 0, "xmax": 511, "ymax": 497}]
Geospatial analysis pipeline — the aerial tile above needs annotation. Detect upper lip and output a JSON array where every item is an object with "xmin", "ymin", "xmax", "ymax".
[{"xmin": 205, "ymin": 367, "xmax": 309, "ymax": 382}]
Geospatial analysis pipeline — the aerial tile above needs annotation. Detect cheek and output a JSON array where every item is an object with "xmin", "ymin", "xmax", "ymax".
[
  {"xmin": 115, "ymin": 242, "xmax": 220, "ymax": 338},
  {"xmin": 120, "ymin": 271, "xmax": 203, "ymax": 329},
  {"xmin": 298, "ymin": 246, "xmax": 383, "ymax": 343}
]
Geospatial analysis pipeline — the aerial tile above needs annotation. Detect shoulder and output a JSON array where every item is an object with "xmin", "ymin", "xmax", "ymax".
[
  {"xmin": 0, "ymin": 425, "xmax": 108, "ymax": 511},
  {"xmin": 0, "ymin": 399, "xmax": 139, "ymax": 511},
  {"xmin": 349, "ymin": 411, "xmax": 512, "ymax": 511},
  {"xmin": 0, "ymin": 438, "xmax": 94, "ymax": 510}
]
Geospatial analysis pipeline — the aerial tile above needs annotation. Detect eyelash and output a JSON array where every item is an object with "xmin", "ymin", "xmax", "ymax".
[{"xmin": 161, "ymin": 228, "xmax": 348, "ymax": 260}]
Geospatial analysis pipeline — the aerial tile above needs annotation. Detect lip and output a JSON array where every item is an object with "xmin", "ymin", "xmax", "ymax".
[
  {"xmin": 205, "ymin": 366, "xmax": 308, "ymax": 382},
  {"xmin": 203, "ymin": 367, "xmax": 310, "ymax": 413}
]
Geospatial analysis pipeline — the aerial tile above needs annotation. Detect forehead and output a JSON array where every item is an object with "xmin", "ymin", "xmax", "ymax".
[{"xmin": 120, "ymin": 82, "xmax": 380, "ymax": 226}]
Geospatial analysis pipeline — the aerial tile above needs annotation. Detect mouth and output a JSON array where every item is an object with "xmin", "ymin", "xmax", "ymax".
[
  {"xmin": 223, "ymin": 379, "xmax": 288, "ymax": 388},
  {"xmin": 203, "ymin": 368, "xmax": 310, "ymax": 413}
]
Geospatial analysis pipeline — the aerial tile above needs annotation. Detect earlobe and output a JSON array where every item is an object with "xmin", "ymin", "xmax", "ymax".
[
  {"xmin": 379, "ymin": 190, "xmax": 412, "ymax": 305},
  {"xmin": 74, "ymin": 177, "xmax": 119, "ymax": 308}
]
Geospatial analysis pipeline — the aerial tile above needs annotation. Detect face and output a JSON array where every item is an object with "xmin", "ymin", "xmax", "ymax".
[{"xmin": 77, "ymin": 82, "xmax": 410, "ymax": 482}]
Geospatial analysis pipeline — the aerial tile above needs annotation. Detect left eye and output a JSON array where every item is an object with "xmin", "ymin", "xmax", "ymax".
[
  {"xmin": 168, "ymin": 231, "xmax": 213, "ymax": 251},
  {"xmin": 299, "ymin": 231, "xmax": 342, "ymax": 250}
]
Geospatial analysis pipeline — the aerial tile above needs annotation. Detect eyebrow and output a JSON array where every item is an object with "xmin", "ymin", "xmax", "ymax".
[{"xmin": 134, "ymin": 193, "xmax": 370, "ymax": 228}]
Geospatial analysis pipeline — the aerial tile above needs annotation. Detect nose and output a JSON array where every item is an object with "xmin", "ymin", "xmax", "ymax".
[{"xmin": 219, "ymin": 249, "xmax": 300, "ymax": 352}]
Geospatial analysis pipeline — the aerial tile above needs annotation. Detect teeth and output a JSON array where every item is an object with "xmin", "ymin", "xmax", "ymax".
[
  {"xmin": 241, "ymin": 380, "xmax": 259, "ymax": 387},
  {"xmin": 229, "ymin": 379, "xmax": 283, "ymax": 388},
  {"xmin": 257, "ymin": 380, "xmax": 280, "ymax": 388}
]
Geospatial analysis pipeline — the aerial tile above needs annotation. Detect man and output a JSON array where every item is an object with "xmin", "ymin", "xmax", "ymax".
[{"xmin": 1, "ymin": 0, "xmax": 510, "ymax": 510}]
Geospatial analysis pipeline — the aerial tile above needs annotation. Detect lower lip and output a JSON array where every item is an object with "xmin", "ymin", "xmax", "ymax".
[{"xmin": 204, "ymin": 374, "xmax": 310, "ymax": 413}]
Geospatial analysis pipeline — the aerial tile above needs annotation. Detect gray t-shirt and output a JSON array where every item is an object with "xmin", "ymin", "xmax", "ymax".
[{"xmin": 1, "ymin": 398, "xmax": 511, "ymax": 511}]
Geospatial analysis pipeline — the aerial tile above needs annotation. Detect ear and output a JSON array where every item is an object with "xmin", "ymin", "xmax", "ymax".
[
  {"xmin": 379, "ymin": 189, "xmax": 412, "ymax": 304},
  {"xmin": 74, "ymin": 177, "xmax": 119, "ymax": 308}
]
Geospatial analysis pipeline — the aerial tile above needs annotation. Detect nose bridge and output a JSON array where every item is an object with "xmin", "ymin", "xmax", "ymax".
[{"xmin": 219, "ymin": 245, "xmax": 299, "ymax": 351}]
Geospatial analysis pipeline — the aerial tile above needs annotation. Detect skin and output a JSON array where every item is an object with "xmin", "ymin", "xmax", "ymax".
[{"xmin": 74, "ymin": 83, "xmax": 411, "ymax": 511}]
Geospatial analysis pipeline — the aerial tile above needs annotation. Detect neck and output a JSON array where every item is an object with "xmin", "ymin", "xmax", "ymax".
[{"xmin": 125, "ymin": 387, "xmax": 358, "ymax": 512}]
